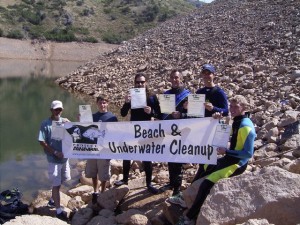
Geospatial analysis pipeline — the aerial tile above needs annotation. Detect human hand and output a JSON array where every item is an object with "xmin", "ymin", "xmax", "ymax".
[
  {"xmin": 144, "ymin": 106, "xmax": 152, "ymax": 114},
  {"xmin": 212, "ymin": 112, "xmax": 223, "ymax": 120},
  {"xmin": 171, "ymin": 111, "xmax": 181, "ymax": 119},
  {"xmin": 54, "ymin": 151, "xmax": 64, "ymax": 159},
  {"xmin": 183, "ymin": 101, "xmax": 188, "ymax": 110},
  {"xmin": 204, "ymin": 102, "xmax": 214, "ymax": 111},
  {"xmin": 217, "ymin": 147, "xmax": 226, "ymax": 155},
  {"xmin": 125, "ymin": 94, "xmax": 131, "ymax": 103}
]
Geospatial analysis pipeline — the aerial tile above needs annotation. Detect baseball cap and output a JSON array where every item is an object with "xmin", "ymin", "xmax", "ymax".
[
  {"xmin": 51, "ymin": 100, "xmax": 63, "ymax": 109},
  {"xmin": 201, "ymin": 64, "xmax": 216, "ymax": 74}
]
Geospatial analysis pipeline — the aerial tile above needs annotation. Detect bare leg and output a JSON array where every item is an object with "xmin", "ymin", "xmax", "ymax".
[
  {"xmin": 52, "ymin": 185, "xmax": 61, "ymax": 209},
  {"xmin": 100, "ymin": 181, "xmax": 107, "ymax": 193},
  {"xmin": 92, "ymin": 177, "xmax": 99, "ymax": 193}
]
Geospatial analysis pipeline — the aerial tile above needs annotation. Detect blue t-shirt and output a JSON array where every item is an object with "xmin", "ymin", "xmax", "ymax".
[
  {"xmin": 38, "ymin": 117, "xmax": 68, "ymax": 164},
  {"xmin": 196, "ymin": 86, "xmax": 228, "ymax": 117},
  {"xmin": 92, "ymin": 111, "xmax": 118, "ymax": 122}
]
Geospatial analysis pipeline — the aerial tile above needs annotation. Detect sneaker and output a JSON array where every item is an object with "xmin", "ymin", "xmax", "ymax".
[
  {"xmin": 114, "ymin": 180, "xmax": 128, "ymax": 186},
  {"xmin": 147, "ymin": 185, "xmax": 159, "ymax": 194},
  {"xmin": 47, "ymin": 199, "xmax": 55, "ymax": 208},
  {"xmin": 56, "ymin": 211, "xmax": 69, "ymax": 222},
  {"xmin": 167, "ymin": 193, "xmax": 187, "ymax": 208},
  {"xmin": 176, "ymin": 216, "xmax": 195, "ymax": 225},
  {"xmin": 92, "ymin": 193, "xmax": 99, "ymax": 204}
]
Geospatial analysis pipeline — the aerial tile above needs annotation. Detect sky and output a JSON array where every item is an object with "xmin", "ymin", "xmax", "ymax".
[{"xmin": 201, "ymin": 0, "xmax": 214, "ymax": 3}]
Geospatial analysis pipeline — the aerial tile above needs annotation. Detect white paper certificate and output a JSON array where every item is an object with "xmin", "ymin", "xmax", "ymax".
[
  {"xmin": 51, "ymin": 121, "xmax": 65, "ymax": 140},
  {"xmin": 158, "ymin": 94, "xmax": 176, "ymax": 114},
  {"xmin": 187, "ymin": 94, "xmax": 205, "ymax": 117},
  {"xmin": 212, "ymin": 124, "xmax": 232, "ymax": 148},
  {"xmin": 79, "ymin": 105, "xmax": 93, "ymax": 122},
  {"xmin": 130, "ymin": 88, "xmax": 147, "ymax": 109}
]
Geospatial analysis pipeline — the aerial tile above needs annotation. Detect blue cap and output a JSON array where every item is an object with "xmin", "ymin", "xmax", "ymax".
[{"xmin": 201, "ymin": 64, "xmax": 216, "ymax": 74}]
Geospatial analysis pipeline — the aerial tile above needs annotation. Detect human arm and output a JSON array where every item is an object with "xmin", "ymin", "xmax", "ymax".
[
  {"xmin": 120, "ymin": 102, "xmax": 131, "ymax": 117},
  {"xmin": 39, "ymin": 141, "xmax": 64, "ymax": 159},
  {"xmin": 225, "ymin": 126, "xmax": 256, "ymax": 159},
  {"xmin": 210, "ymin": 90, "xmax": 228, "ymax": 116}
]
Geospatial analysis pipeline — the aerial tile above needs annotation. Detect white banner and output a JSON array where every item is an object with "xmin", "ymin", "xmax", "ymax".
[{"xmin": 62, "ymin": 118, "xmax": 219, "ymax": 164}]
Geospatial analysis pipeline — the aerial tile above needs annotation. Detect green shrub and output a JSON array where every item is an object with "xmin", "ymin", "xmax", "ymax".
[
  {"xmin": 44, "ymin": 28, "xmax": 76, "ymax": 42},
  {"xmin": 76, "ymin": 0, "xmax": 84, "ymax": 6},
  {"xmin": 102, "ymin": 31, "xmax": 125, "ymax": 44},
  {"xmin": 21, "ymin": 9, "xmax": 42, "ymax": 25},
  {"xmin": 72, "ymin": 27, "xmax": 89, "ymax": 35},
  {"xmin": 28, "ymin": 25, "xmax": 44, "ymax": 39},
  {"xmin": 82, "ymin": 36, "xmax": 98, "ymax": 43},
  {"xmin": 7, "ymin": 29, "xmax": 24, "ymax": 39},
  {"xmin": 121, "ymin": 6, "xmax": 130, "ymax": 14},
  {"xmin": 103, "ymin": 7, "xmax": 111, "ymax": 14}
]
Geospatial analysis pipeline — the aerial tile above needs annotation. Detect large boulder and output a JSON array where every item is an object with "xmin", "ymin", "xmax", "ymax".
[
  {"xmin": 4, "ymin": 215, "xmax": 68, "ymax": 225},
  {"xmin": 196, "ymin": 166, "xmax": 300, "ymax": 225}
]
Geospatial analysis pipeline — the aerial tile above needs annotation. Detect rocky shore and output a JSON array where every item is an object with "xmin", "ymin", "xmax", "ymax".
[{"xmin": 3, "ymin": 0, "xmax": 300, "ymax": 224}]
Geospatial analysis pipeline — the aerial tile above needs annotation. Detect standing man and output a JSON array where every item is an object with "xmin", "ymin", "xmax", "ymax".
[
  {"xmin": 114, "ymin": 73, "xmax": 161, "ymax": 194},
  {"xmin": 160, "ymin": 69, "xmax": 191, "ymax": 196},
  {"xmin": 174, "ymin": 95, "xmax": 256, "ymax": 225},
  {"xmin": 85, "ymin": 96, "xmax": 118, "ymax": 204},
  {"xmin": 196, "ymin": 64, "xmax": 228, "ymax": 117},
  {"xmin": 38, "ymin": 100, "xmax": 70, "ymax": 222}
]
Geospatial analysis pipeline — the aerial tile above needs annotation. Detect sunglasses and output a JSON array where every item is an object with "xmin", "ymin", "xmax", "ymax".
[
  {"xmin": 135, "ymin": 81, "xmax": 146, "ymax": 84},
  {"xmin": 54, "ymin": 108, "xmax": 63, "ymax": 112}
]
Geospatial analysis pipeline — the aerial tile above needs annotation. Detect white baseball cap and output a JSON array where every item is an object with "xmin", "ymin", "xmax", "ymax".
[{"xmin": 50, "ymin": 100, "xmax": 63, "ymax": 109}]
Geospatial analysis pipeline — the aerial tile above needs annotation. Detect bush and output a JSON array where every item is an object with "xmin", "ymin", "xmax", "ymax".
[
  {"xmin": 21, "ymin": 9, "xmax": 42, "ymax": 25},
  {"xmin": 0, "ymin": 28, "xmax": 3, "ymax": 37},
  {"xmin": 76, "ymin": 0, "xmax": 84, "ymax": 6},
  {"xmin": 82, "ymin": 36, "xmax": 98, "ymax": 43},
  {"xmin": 44, "ymin": 28, "xmax": 76, "ymax": 42},
  {"xmin": 7, "ymin": 29, "xmax": 24, "ymax": 39},
  {"xmin": 102, "ymin": 31, "xmax": 125, "ymax": 44}
]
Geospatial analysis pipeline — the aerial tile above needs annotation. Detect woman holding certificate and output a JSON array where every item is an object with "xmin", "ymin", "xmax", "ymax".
[
  {"xmin": 159, "ymin": 69, "xmax": 191, "ymax": 196},
  {"xmin": 114, "ymin": 73, "xmax": 161, "ymax": 194}
]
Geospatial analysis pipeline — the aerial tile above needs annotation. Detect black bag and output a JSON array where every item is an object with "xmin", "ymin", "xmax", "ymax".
[
  {"xmin": 0, "ymin": 188, "xmax": 29, "ymax": 223},
  {"xmin": 0, "ymin": 188, "xmax": 22, "ymax": 205}
]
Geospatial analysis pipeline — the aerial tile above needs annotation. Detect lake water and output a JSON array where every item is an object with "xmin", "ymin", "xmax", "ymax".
[{"xmin": 0, "ymin": 59, "xmax": 121, "ymax": 203}]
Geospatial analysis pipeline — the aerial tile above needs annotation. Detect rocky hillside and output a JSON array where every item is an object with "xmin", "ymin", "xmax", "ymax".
[
  {"xmin": 57, "ymin": 0, "xmax": 300, "ymax": 107},
  {"xmin": 11, "ymin": 0, "xmax": 297, "ymax": 224},
  {"xmin": 0, "ymin": 0, "xmax": 198, "ymax": 43}
]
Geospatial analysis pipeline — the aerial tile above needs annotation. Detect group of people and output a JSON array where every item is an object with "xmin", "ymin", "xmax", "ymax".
[{"xmin": 38, "ymin": 64, "xmax": 256, "ymax": 224}]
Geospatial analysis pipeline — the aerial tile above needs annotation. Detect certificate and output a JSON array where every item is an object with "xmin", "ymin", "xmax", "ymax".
[
  {"xmin": 79, "ymin": 105, "xmax": 93, "ymax": 122},
  {"xmin": 130, "ymin": 88, "xmax": 147, "ymax": 109},
  {"xmin": 51, "ymin": 121, "xmax": 65, "ymax": 140},
  {"xmin": 212, "ymin": 124, "xmax": 232, "ymax": 148},
  {"xmin": 187, "ymin": 94, "xmax": 205, "ymax": 117},
  {"xmin": 158, "ymin": 94, "xmax": 175, "ymax": 114}
]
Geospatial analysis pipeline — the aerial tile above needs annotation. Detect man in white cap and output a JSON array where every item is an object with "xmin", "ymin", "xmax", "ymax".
[{"xmin": 38, "ymin": 100, "xmax": 70, "ymax": 222}]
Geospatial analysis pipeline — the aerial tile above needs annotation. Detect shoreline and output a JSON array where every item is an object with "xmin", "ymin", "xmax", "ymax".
[
  {"xmin": 0, "ymin": 37, "xmax": 118, "ymax": 78},
  {"xmin": 0, "ymin": 37, "xmax": 118, "ymax": 62}
]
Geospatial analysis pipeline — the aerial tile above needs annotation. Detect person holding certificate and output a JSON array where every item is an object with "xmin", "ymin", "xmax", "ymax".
[
  {"xmin": 171, "ymin": 95, "xmax": 256, "ymax": 225},
  {"xmin": 114, "ymin": 73, "xmax": 161, "ymax": 194},
  {"xmin": 85, "ymin": 96, "xmax": 118, "ymax": 204},
  {"xmin": 196, "ymin": 64, "xmax": 228, "ymax": 117},
  {"xmin": 38, "ymin": 100, "xmax": 71, "ymax": 222},
  {"xmin": 160, "ymin": 69, "xmax": 191, "ymax": 196}
]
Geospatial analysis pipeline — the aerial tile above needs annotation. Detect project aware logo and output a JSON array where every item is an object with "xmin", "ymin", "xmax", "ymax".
[{"xmin": 66, "ymin": 124, "xmax": 105, "ymax": 144}]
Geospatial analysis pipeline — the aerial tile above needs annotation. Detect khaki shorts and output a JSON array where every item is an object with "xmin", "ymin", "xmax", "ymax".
[
  {"xmin": 48, "ymin": 160, "xmax": 71, "ymax": 187},
  {"xmin": 85, "ymin": 159, "xmax": 110, "ymax": 181}
]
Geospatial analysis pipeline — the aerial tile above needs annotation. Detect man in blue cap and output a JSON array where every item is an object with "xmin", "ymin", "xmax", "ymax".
[{"xmin": 196, "ymin": 64, "xmax": 228, "ymax": 117}]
